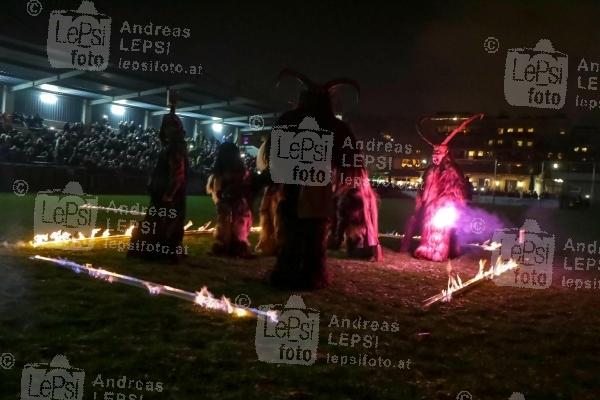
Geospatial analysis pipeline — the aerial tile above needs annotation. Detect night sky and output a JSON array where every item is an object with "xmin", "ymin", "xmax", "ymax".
[{"xmin": 2, "ymin": 0, "xmax": 600, "ymax": 126}]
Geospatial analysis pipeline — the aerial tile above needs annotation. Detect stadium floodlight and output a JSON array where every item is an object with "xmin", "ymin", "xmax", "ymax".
[
  {"xmin": 111, "ymin": 104, "xmax": 126, "ymax": 116},
  {"xmin": 40, "ymin": 92, "xmax": 58, "ymax": 105},
  {"xmin": 212, "ymin": 123, "xmax": 223, "ymax": 133},
  {"xmin": 39, "ymin": 84, "xmax": 60, "ymax": 92}
]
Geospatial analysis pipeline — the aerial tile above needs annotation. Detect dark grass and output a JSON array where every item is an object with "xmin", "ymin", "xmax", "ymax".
[{"xmin": 1, "ymin": 193, "xmax": 600, "ymax": 399}]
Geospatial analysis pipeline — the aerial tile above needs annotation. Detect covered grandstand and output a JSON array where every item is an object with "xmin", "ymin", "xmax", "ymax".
[{"xmin": 0, "ymin": 35, "xmax": 283, "ymax": 193}]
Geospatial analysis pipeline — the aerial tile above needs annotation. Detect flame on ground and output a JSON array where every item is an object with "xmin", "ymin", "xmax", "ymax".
[
  {"xmin": 31, "ymin": 226, "xmax": 135, "ymax": 247},
  {"xmin": 441, "ymin": 258, "xmax": 518, "ymax": 302}
]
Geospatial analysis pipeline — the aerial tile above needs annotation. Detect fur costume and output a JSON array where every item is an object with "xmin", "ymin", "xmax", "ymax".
[
  {"xmin": 330, "ymin": 167, "xmax": 383, "ymax": 260},
  {"xmin": 206, "ymin": 142, "xmax": 253, "ymax": 257},
  {"xmin": 405, "ymin": 114, "xmax": 483, "ymax": 262},
  {"xmin": 264, "ymin": 69, "xmax": 360, "ymax": 289},
  {"xmin": 255, "ymin": 141, "xmax": 284, "ymax": 256}
]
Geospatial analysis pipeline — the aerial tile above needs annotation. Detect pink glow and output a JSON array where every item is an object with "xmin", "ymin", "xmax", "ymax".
[{"xmin": 432, "ymin": 205, "xmax": 459, "ymax": 229}]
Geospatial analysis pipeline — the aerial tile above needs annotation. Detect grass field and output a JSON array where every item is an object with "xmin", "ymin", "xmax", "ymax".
[{"xmin": 1, "ymin": 192, "xmax": 600, "ymax": 399}]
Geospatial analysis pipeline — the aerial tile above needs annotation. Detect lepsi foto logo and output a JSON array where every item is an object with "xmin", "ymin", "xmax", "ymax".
[
  {"xmin": 269, "ymin": 116, "xmax": 334, "ymax": 186},
  {"xmin": 21, "ymin": 355, "xmax": 85, "ymax": 400},
  {"xmin": 504, "ymin": 39, "xmax": 568, "ymax": 109},
  {"xmin": 33, "ymin": 181, "xmax": 98, "ymax": 250},
  {"xmin": 255, "ymin": 295, "xmax": 320, "ymax": 365},
  {"xmin": 492, "ymin": 219, "xmax": 555, "ymax": 289},
  {"xmin": 47, "ymin": 1, "xmax": 111, "ymax": 70}
]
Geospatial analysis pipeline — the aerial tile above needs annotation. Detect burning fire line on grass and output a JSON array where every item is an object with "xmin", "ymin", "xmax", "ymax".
[
  {"xmin": 29, "ymin": 220, "xmax": 262, "ymax": 248},
  {"xmin": 28, "ymin": 223, "xmax": 457, "ymax": 249},
  {"xmin": 30, "ymin": 255, "xmax": 279, "ymax": 321},
  {"xmin": 422, "ymin": 257, "xmax": 519, "ymax": 308}
]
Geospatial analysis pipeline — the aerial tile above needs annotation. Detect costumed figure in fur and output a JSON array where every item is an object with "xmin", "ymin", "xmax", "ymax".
[
  {"xmin": 402, "ymin": 113, "xmax": 483, "ymax": 262},
  {"xmin": 206, "ymin": 142, "xmax": 253, "ymax": 257},
  {"xmin": 264, "ymin": 69, "xmax": 360, "ymax": 289},
  {"xmin": 254, "ymin": 139, "xmax": 284, "ymax": 256},
  {"xmin": 128, "ymin": 90, "xmax": 189, "ymax": 263},
  {"xmin": 330, "ymin": 165, "xmax": 383, "ymax": 261}
]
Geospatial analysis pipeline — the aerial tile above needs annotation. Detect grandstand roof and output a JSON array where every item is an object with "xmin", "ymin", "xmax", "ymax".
[{"xmin": 0, "ymin": 35, "xmax": 283, "ymax": 132}]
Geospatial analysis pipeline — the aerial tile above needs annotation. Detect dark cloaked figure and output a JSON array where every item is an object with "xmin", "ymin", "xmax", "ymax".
[
  {"xmin": 127, "ymin": 94, "xmax": 188, "ymax": 263},
  {"xmin": 264, "ymin": 69, "xmax": 360, "ymax": 289},
  {"xmin": 206, "ymin": 142, "xmax": 253, "ymax": 257}
]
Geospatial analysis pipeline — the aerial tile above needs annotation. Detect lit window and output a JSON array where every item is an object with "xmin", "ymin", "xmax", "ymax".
[
  {"xmin": 497, "ymin": 139, "xmax": 503, "ymax": 145},
  {"xmin": 527, "ymin": 141, "xmax": 533, "ymax": 147},
  {"xmin": 560, "ymin": 130, "xmax": 566, "ymax": 135},
  {"xmin": 477, "ymin": 151, "xmax": 484, "ymax": 157},
  {"xmin": 547, "ymin": 152, "xmax": 553, "ymax": 158},
  {"xmin": 517, "ymin": 140, "xmax": 523, "ymax": 147},
  {"xmin": 468, "ymin": 150, "xmax": 475, "ymax": 157},
  {"xmin": 507, "ymin": 128, "xmax": 514, "ymax": 133},
  {"xmin": 488, "ymin": 140, "xmax": 494, "ymax": 145},
  {"xmin": 527, "ymin": 128, "xmax": 534, "ymax": 133},
  {"xmin": 517, "ymin": 128, "xmax": 524, "ymax": 133},
  {"xmin": 574, "ymin": 147, "xmax": 580, "ymax": 152},
  {"xmin": 582, "ymin": 147, "xmax": 588, "ymax": 152},
  {"xmin": 498, "ymin": 128, "xmax": 504, "ymax": 134}
]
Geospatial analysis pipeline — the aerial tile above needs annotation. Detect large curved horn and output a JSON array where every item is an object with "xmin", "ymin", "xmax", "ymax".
[
  {"xmin": 416, "ymin": 116, "xmax": 434, "ymax": 147},
  {"xmin": 441, "ymin": 113, "xmax": 484, "ymax": 145},
  {"xmin": 324, "ymin": 78, "xmax": 361, "ymax": 99},
  {"xmin": 276, "ymin": 68, "xmax": 314, "ymax": 89}
]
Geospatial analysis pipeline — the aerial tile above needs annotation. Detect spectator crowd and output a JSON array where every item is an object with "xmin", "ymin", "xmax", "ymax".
[{"xmin": 0, "ymin": 113, "xmax": 234, "ymax": 180}]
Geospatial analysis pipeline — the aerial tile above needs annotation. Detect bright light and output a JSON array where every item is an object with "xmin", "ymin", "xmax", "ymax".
[
  {"xmin": 335, "ymin": 114, "xmax": 343, "ymax": 120},
  {"xmin": 553, "ymin": 163, "xmax": 559, "ymax": 169},
  {"xmin": 102, "ymin": 114, "xmax": 108, "ymax": 119},
  {"xmin": 40, "ymin": 92, "xmax": 58, "ymax": 105},
  {"xmin": 479, "ymin": 187, "xmax": 485, "ymax": 192},
  {"xmin": 495, "ymin": 180, "xmax": 500, "ymax": 186},
  {"xmin": 553, "ymin": 178, "xmax": 564, "ymax": 183},
  {"xmin": 585, "ymin": 194, "xmax": 591, "ymax": 199},
  {"xmin": 115, "ymin": 99, "xmax": 127, "ymax": 104},
  {"xmin": 111, "ymin": 104, "xmax": 125, "ymax": 116},
  {"xmin": 422, "ymin": 159, "xmax": 427, "ymax": 164},
  {"xmin": 432, "ymin": 205, "xmax": 458, "ymax": 229},
  {"xmin": 39, "ymin": 84, "xmax": 59, "ymax": 92},
  {"xmin": 517, "ymin": 181, "xmax": 523, "ymax": 187},
  {"xmin": 212, "ymin": 123, "xmax": 223, "ymax": 133}
]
